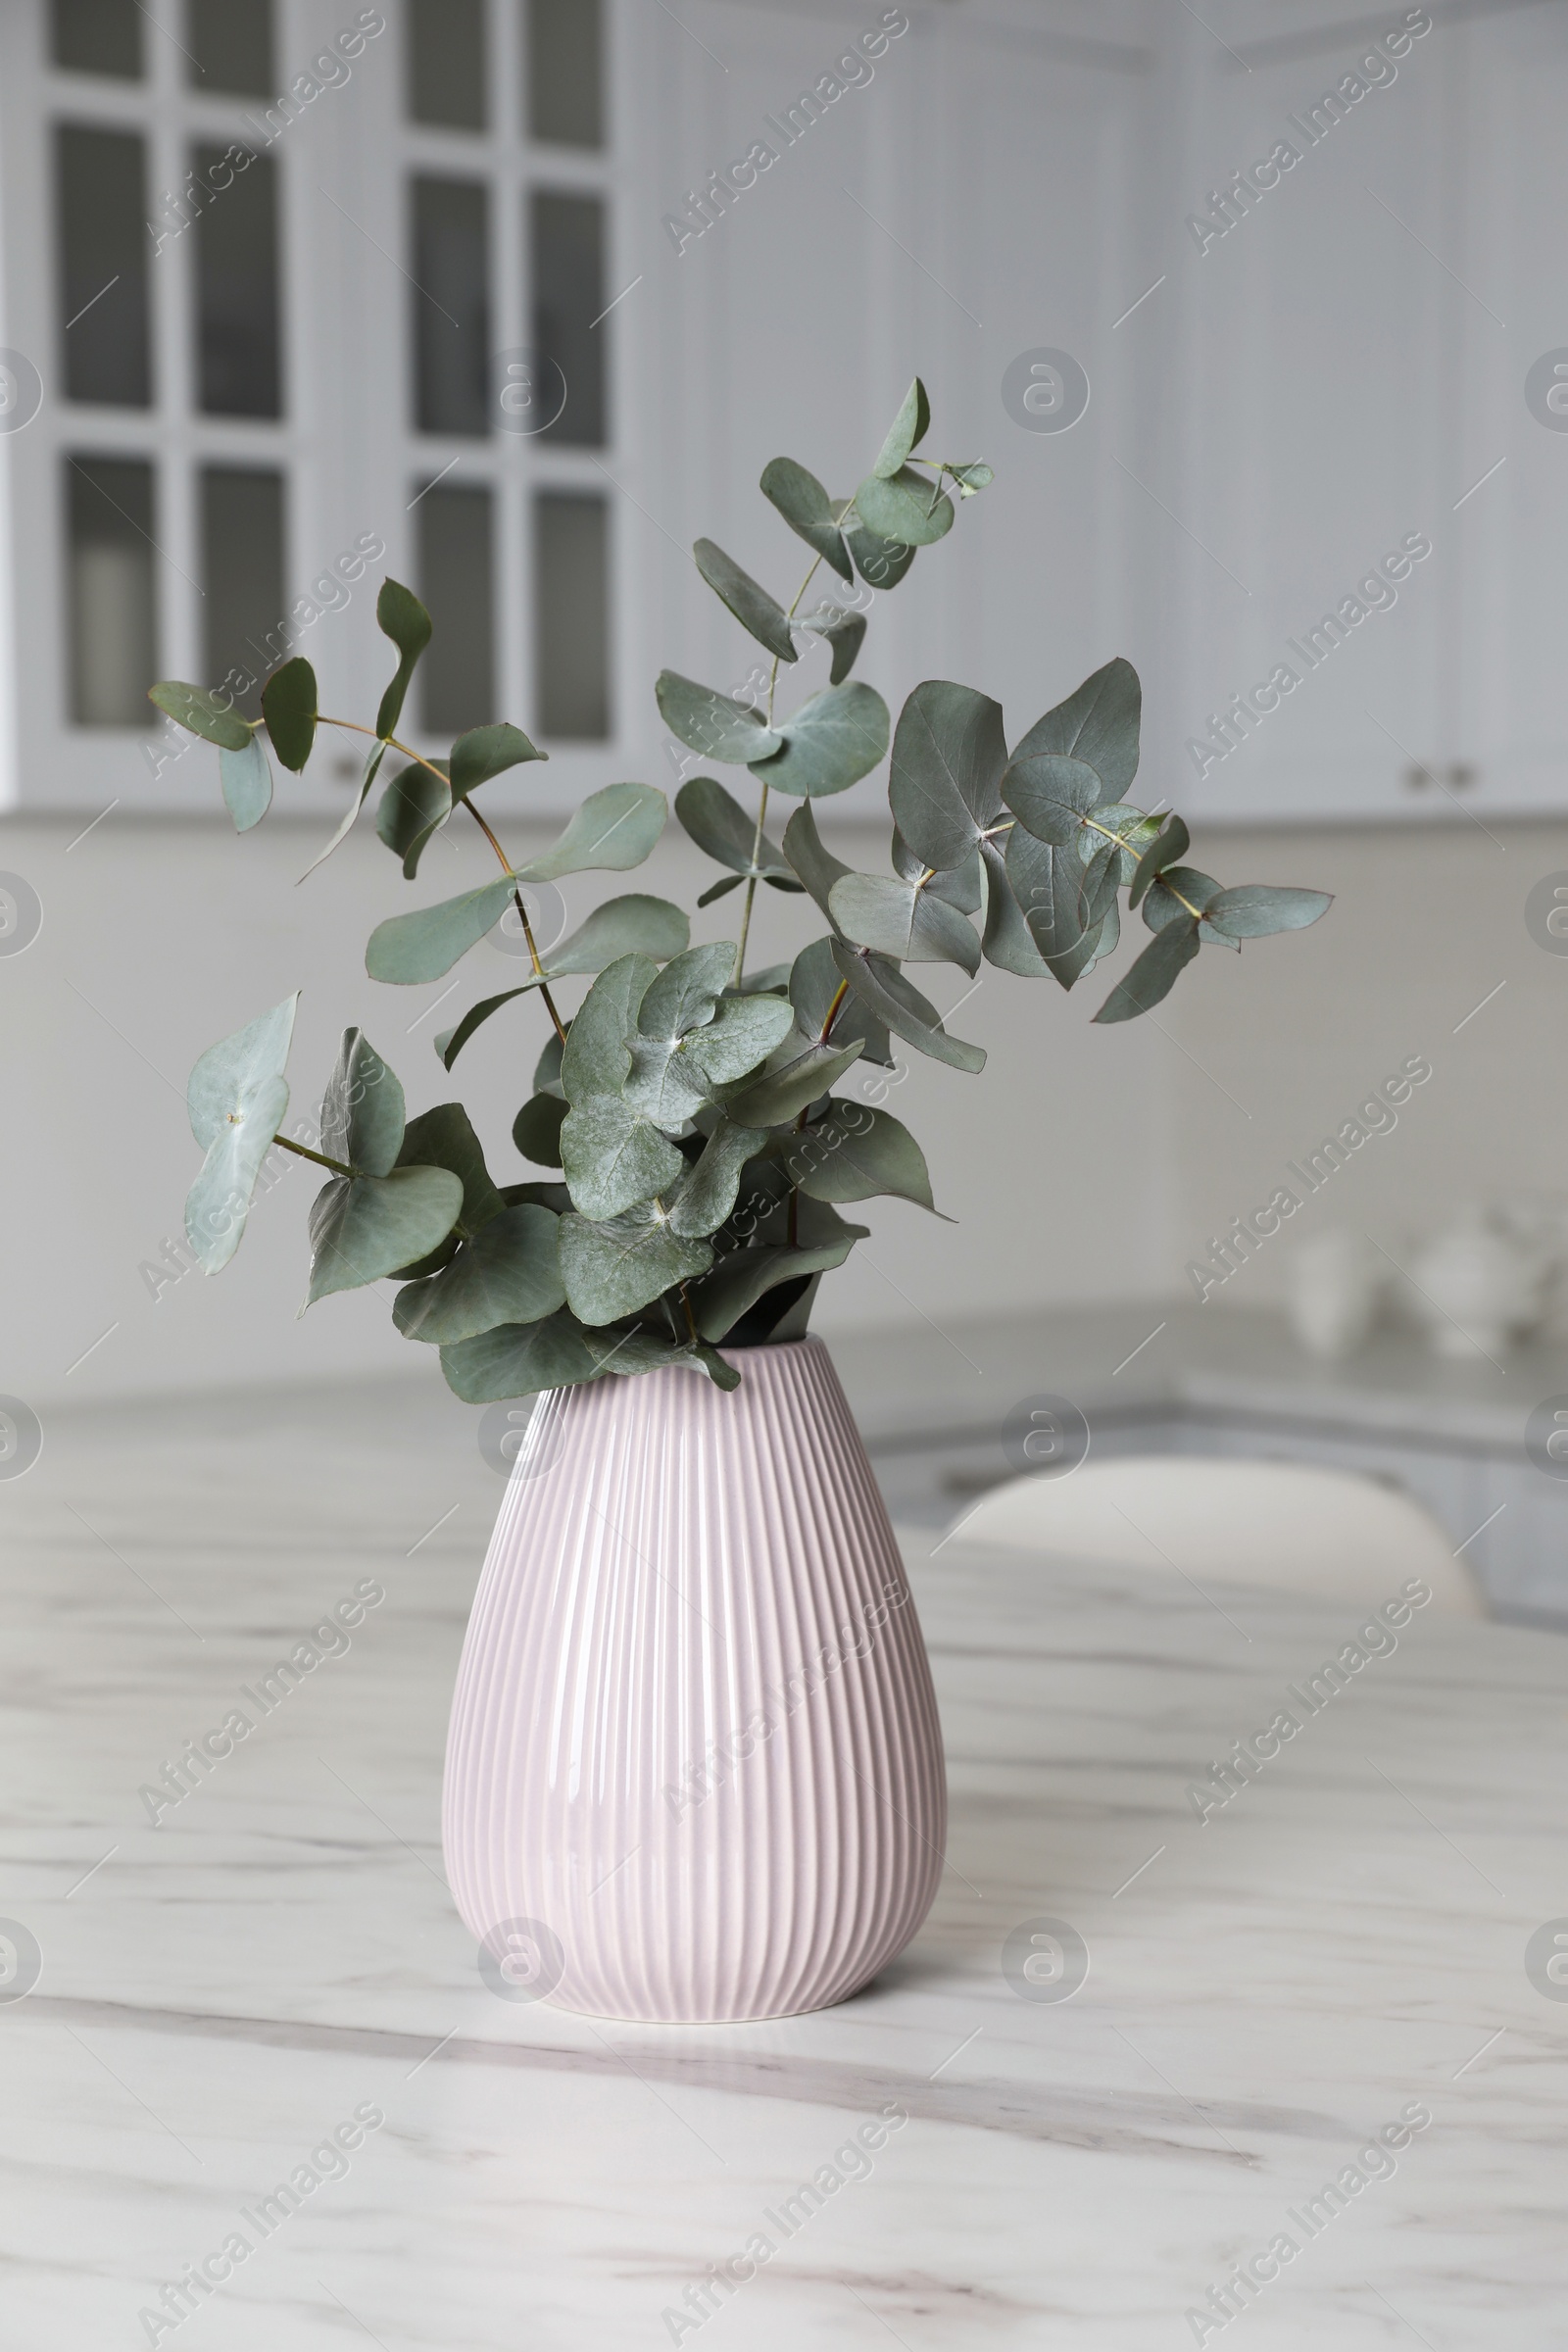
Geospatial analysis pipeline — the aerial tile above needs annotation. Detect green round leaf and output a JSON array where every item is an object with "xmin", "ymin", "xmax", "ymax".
[
  {"xmin": 760, "ymin": 458, "xmax": 853, "ymax": 583},
  {"xmin": 305, "ymin": 1165, "xmax": 464, "ymax": 1304},
  {"xmin": 392, "ymin": 1203, "xmax": 564, "ymax": 1344},
  {"xmin": 513, "ymin": 1094, "xmax": 567, "ymax": 1167},
  {"xmin": 853, "ymin": 467, "xmax": 954, "ymax": 548},
  {"xmin": 693, "ymin": 538, "xmax": 799, "ymax": 664},
  {"xmin": 749, "ymin": 683, "xmax": 890, "ymax": 800},
  {"xmin": 261, "ymin": 657, "xmax": 318, "ymax": 772},
  {"xmin": 148, "ymin": 681, "xmax": 253, "ymax": 753},
  {"xmin": 219, "ymin": 734, "xmax": 272, "ymax": 832}
]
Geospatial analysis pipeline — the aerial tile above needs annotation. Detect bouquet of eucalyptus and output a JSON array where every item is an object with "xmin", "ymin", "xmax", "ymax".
[{"xmin": 152, "ymin": 379, "xmax": 1329, "ymax": 1402}]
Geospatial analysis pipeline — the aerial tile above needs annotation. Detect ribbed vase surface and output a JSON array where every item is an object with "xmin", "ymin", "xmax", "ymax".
[{"xmin": 442, "ymin": 1337, "xmax": 947, "ymax": 2023}]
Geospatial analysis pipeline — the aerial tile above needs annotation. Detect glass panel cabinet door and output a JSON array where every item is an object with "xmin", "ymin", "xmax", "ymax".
[{"xmin": 0, "ymin": 0, "xmax": 632, "ymax": 809}]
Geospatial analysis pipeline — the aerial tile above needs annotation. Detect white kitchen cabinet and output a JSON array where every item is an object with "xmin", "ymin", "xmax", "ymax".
[{"xmin": 1161, "ymin": 3, "xmax": 1568, "ymax": 826}]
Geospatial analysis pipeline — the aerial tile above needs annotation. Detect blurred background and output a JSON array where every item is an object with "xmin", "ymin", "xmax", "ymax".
[{"xmin": 3, "ymin": 0, "xmax": 1567, "ymax": 1603}]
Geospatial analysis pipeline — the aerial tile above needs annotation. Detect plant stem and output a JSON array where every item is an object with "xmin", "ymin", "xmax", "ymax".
[
  {"xmin": 679, "ymin": 1284, "xmax": 700, "ymax": 1343},
  {"xmin": 272, "ymin": 1133, "xmax": 359, "ymax": 1179},
  {"xmin": 320, "ymin": 714, "xmax": 570, "ymax": 1048},
  {"xmin": 463, "ymin": 804, "xmax": 570, "ymax": 1050},
  {"xmin": 735, "ymin": 536, "xmax": 838, "ymax": 983},
  {"xmin": 817, "ymin": 977, "xmax": 850, "ymax": 1043},
  {"xmin": 318, "ymin": 714, "xmax": 448, "ymax": 787}
]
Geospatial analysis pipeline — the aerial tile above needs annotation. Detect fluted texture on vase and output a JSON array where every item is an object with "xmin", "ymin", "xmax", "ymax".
[{"xmin": 442, "ymin": 1338, "xmax": 947, "ymax": 2023}]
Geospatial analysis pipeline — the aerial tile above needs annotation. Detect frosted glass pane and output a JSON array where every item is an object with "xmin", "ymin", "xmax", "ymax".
[
  {"xmin": 202, "ymin": 468, "xmax": 285, "ymax": 713},
  {"xmin": 531, "ymin": 192, "xmax": 605, "ymax": 447},
  {"xmin": 195, "ymin": 145, "xmax": 281, "ymax": 417},
  {"xmin": 52, "ymin": 0, "xmax": 142, "ymax": 78},
  {"xmin": 534, "ymin": 493, "xmax": 609, "ymax": 740},
  {"xmin": 68, "ymin": 458, "xmax": 158, "ymax": 727},
  {"xmin": 187, "ymin": 0, "xmax": 274, "ymax": 95},
  {"xmin": 418, "ymin": 486, "xmax": 495, "ymax": 734},
  {"xmin": 527, "ymin": 0, "xmax": 603, "ymax": 147},
  {"xmin": 57, "ymin": 127, "xmax": 151, "ymax": 408},
  {"xmin": 408, "ymin": 0, "xmax": 486, "ymax": 127},
  {"xmin": 412, "ymin": 178, "xmax": 490, "ymax": 437}
]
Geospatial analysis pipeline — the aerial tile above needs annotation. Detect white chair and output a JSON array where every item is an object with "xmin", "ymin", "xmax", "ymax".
[{"xmin": 947, "ymin": 1454, "xmax": 1487, "ymax": 1616}]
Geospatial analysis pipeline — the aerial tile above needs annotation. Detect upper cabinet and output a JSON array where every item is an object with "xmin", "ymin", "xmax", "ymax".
[{"xmin": 1157, "ymin": 2, "xmax": 1568, "ymax": 826}]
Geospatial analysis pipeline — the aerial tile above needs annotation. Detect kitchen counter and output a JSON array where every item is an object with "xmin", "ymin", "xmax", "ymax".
[
  {"xmin": 827, "ymin": 1298, "xmax": 1563, "ymax": 1456},
  {"xmin": 3, "ymin": 1376, "xmax": 1564, "ymax": 2346}
]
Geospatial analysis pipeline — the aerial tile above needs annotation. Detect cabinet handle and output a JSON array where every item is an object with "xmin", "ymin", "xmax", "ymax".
[{"xmin": 1402, "ymin": 761, "xmax": 1478, "ymax": 792}]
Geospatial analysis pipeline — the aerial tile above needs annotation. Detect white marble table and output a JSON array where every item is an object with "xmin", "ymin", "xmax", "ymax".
[{"xmin": 5, "ymin": 1372, "xmax": 1566, "ymax": 2348}]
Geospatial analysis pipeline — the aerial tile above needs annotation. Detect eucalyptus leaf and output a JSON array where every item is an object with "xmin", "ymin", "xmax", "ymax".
[
  {"xmin": 667, "ymin": 1116, "xmax": 768, "ymax": 1239},
  {"xmin": 1204, "ymin": 884, "xmax": 1333, "ymax": 939},
  {"xmin": 392, "ymin": 1203, "xmax": 564, "ymax": 1344},
  {"xmin": 950, "ymin": 463, "xmax": 994, "ymax": 497},
  {"xmin": 830, "ymin": 941, "xmax": 986, "ymax": 1073},
  {"xmin": 873, "ymin": 376, "xmax": 931, "ymax": 478},
  {"xmin": 675, "ymin": 776, "xmax": 792, "ymax": 881},
  {"xmin": 148, "ymin": 680, "xmax": 253, "ymax": 753},
  {"xmin": 376, "ymin": 760, "xmax": 452, "ymax": 877},
  {"xmin": 374, "ymin": 577, "xmax": 432, "ymax": 742},
  {"xmin": 561, "ymin": 954, "xmax": 658, "ymax": 1102},
  {"xmin": 319, "ymin": 1029, "xmax": 405, "ymax": 1176},
  {"xmin": 889, "ymin": 680, "xmax": 1007, "ymax": 871},
  {"xmin": 1000, "ymin": 753, "xmax": 1102, "ymax": 848},
  {"xmin": 397, "ymin": 1103, "xmax": 505, "ymax": 1234},
  {"xmin": 533, "ymin": 1034, "xmax": 565, "ymax": 1099},
  {"xmin": 854, "ymin": 467, "xmax": 954, "ymax": 547},
  {"xmin": 693, "ymin": 538, "xmax": 798, "ymax": 664},
  {"xmin": 514, "ymin": 780, "xmax": 667, "ymax": 883},
  {"xmin": 657, "ymin": 671, "xmax": 782, "ymax": 763},
  {"xmin": 298, "ymin": 739, "xmax": 399, "ymax": 884},
  {"xmin": 780, "ymin": 803, "xmax": 852, "ymax": 921},
  {"xmin": 261, "ymin": 657, "xmax": 318, "ymax": 772},
  {"xmin": 1129, "ymin": 813, "xmax": 1190, "ymax": 909},
  {"xmin": 366, "ymin": 873, "xmax": 519, "ymax": 985},
  {"xmin": 1007, "ymin": 656, "xmax": 1141, "ymax": 800},
  {"xmin": 788, "ymin": 935, "xmax": 893, "ymax": 1065},
  {"xmin": 184, "ymin": 1076, "xmax": 291, "ymax": 1275},
  {"xmin": 439, "ymin": 1307, "xmax": 605, "ymax": 1402},
  {"xmin": 1004, "ymin": 823, "xmax": 1093, "ymax": 989},
  {"xmin": 187, "ymin": 996, "xmax": 297, "ymax": 1152},
  {"xmin": 219, "ymin": 734, "xmax": 272, "ymax": 831},
  {"xmin": 845, "ymin": 524, "xmax": 916, "ymax": 591},
  {"xmin": 561, "ymin": 1094, "xmax": 687, "ymax": 1219},
  {"xmin": 721, "ymin": 1036, "xmax": 864, "ymax": 1126},
  {"xmin": 1078, "ymin": 804, "xmax": 1160, "ymax": 883},
  {"xmin": 759, "ymin": 457, "xmax": 854, "ymax": 583},
  {"xmin": 1144, "ymin": 865, "xmax": 1224, "ymax": 933},
  {"xmin": 893, "ymin": 828, "xmax": 983, "ymax": 914},
  {"xmin": 449, "ymin": 722, "xmax": 545, "ymax": 799},
  {"xmin": 624, "ymin": 946, "xmax": 792, "ymax": 1127},
  {"xmin": 304, "ymin": 1165, "xmax": 464, "ymax": 1304},
  {"xmin": 749, "ymin": 681, "xmax": 890, "ymax": 800},
  {"xmin": 784, "ymin": 1102, "xmax": 938, "ymax": 1212},
  {"xmin": 800, "ymin": 606, "xmax": 867, "ymax": 686},
  {"xmin": 375, "ymin": 883, "xmax": 687, "ymax": 992},
  {"xmin": 559, "ymin": 1205, "xmax": 713, "ymax": 1326},
  {"xmin": 1093, "ymin": 918, "xmax": 1200, "ymax": 1025},
  {"xmin": 979, "ymin": 839, "xmax": 1054, "ymax": 979},
  {"xmin": 689, "ymin": 1239, "xmax": 857, "ymax": 1345},
  {"xmin": 827, "ymin": 872, "xmax": 981, "ymax": 974},
  {"xmin": 513, "ymin": 1094, "xmax": 566, "ymax": 1166}
]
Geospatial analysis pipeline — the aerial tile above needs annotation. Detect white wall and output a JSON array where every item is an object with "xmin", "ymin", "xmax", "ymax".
[{"xmin": 1161, "ymin": 816, "xmax": 1568, "ymax": 1311}]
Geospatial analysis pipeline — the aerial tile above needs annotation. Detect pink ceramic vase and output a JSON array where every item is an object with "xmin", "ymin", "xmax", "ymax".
[{"xmin": 442, "ymin": 1337, "xmax": 947, "ymax": 2023}]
